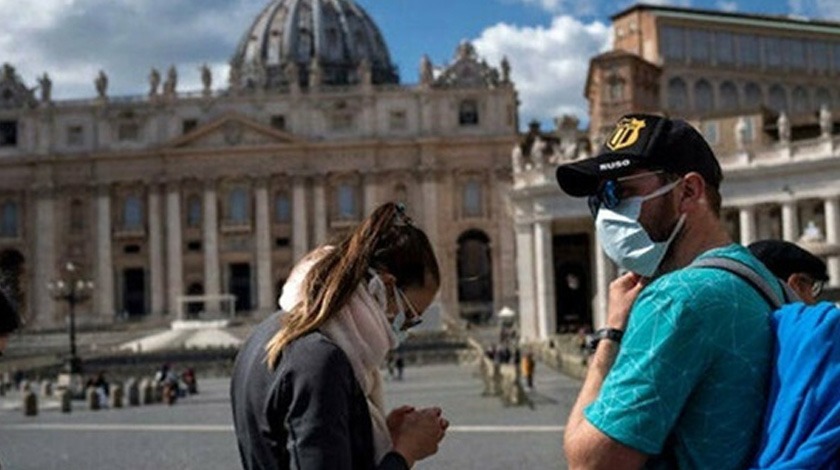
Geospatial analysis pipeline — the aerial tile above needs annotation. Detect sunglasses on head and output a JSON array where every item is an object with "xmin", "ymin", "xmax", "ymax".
[{"xmin": 586, "ymin": 170, "xmax": 666, "ymax": 218}]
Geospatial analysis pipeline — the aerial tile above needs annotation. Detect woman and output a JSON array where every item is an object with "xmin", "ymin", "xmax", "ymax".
[{"xmin": 231, "ymin": 203, "xmax": 448, "ymax": 470}]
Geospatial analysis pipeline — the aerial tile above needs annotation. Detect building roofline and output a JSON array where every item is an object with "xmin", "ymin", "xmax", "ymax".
[{"xmin": 611, "ymin": 3, "xmax": 840, "ymax": 32}]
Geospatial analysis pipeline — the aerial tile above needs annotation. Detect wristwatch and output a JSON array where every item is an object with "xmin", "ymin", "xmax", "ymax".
[{"xmin": 585, "ymin": 328, "xmax": 624, "ymax": 351}]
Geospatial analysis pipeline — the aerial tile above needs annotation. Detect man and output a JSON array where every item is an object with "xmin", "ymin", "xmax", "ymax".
[
  {"xmin": 557, "ymin": 114, "xmax": 782, "ymax": 469},
  {"xmin": 748, "ymin": 239, "xmax": 829, "ymax": 304},
  {"xmin": 0, "ymin": 283, "xmax": 19, "ymax": 356}
]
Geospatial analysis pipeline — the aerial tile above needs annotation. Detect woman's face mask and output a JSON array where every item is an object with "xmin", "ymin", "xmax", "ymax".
[{"xmin": 367, "ymin": 271, "xmax": 423, "ymax": 345}]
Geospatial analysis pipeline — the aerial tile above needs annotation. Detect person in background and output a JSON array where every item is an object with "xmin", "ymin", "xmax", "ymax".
[
  {"xmin": 231, "ymin": 203, "xmax": 448, "ymax": 470},
  {"xmin": 748, "ymin": 239, "xmax": 829, "ymax": 305}
]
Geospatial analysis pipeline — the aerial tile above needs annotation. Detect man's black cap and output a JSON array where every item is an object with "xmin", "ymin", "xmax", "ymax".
[
  {"xmin": 555, "ymin": 114, "xmax": 724, "ymax": 197},
  {"xmin": 748, "ymin": 240, "xmax": 829, "ymax": 282}
]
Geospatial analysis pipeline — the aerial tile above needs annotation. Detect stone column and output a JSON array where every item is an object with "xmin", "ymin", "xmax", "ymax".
[
  {"xmin": 34, "ymin": 188, "xmax": 57, "ymax": 324},
  {"xmin": 514, "ymin": 223, "xmax": 537, "ymax": 342},
  {"xmin": 312, "ymin": 178, "xmax": 327, "ymax": 246},
  {"xmin": 533, "ymin": 220, "xmax": 556, "ymax": 340},
  {"xmin": 781, "ymin": 201, "xmax": 799, "ymax": 242},
  {"xmin": 739, "ymin": 205, "xmax": 757, "ymax": 246},
  {"xmin": 95, "ymin": 186, "xmax": 114, "ymax": 320},
  {"xmin": 593, "ymin": 241, "xmax": 615, "ymax": 330},
  {"xmin": 254, "ymin": 180, "xmax": 274, "ymax": 312},
  {"xmin": 203, "ymin": 181, "xmax": 220, "ymax": 314},
  {"xmin": 165, "ymin": 182, "xmax": 183, "ymax": 317},
  {"xmin": 148, "ymin": 185, "xmax": 164, "ymax": 316},
  {"xmin": 825, "ymin": 196, "xmax": 840, "ymax": 287},
  {"xmin": 420, "ymin": 170, "xmax": 440, "ymax": 251},
  {"xmin": 364, "ymin": 171, "xmax": 378, "ymax": 216},
  {"xmin": 292, "ymin": 176, "xmax": 309, "ymax": 263}
]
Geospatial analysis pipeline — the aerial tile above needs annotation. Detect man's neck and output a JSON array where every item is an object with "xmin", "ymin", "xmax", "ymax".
[{"xmin": 660, "ymin": 218, "xmax": 732, "ymax": 275}]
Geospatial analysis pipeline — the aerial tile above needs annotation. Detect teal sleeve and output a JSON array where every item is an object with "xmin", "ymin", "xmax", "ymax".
[{"xmin": 584, "ymin": 289, "xmax": 711, "ymax": 454}]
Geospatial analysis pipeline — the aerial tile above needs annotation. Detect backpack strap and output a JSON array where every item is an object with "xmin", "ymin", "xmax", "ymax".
[{"xmin": 691, "ymin": 257, "xmax": 796, "ymax": 309}]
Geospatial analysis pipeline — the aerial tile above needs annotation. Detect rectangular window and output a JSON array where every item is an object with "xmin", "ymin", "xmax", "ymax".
[
  {"xmin": 689, "ymin": 29, "xmax": 711, "ymax": 63},
  {"xmin": 389, "ymin": 110, "xmax": 407, "ymax": 131},
  {"xmin": 182, "ymin": 119, "xmax": 198, "ymax": 135},
  {"xmin": 764, "ymin": 37, "xmax": 783, "ymax": 68},
  {"xmin": 275, "ymin": 193, "xmax": 291, "ymax": 223},
  {"xmin": 330, "ymin": 114, "xmax": 354, "ymax": 132},
  {"xmin": 715, "ymin": 32, "xmax": 735, "ymax": 65},
  {"xmin": 270, "ymin": 115, "xmax": 286, "ymax": 130},
  {"xmin": 67, "ymin": 125, "xmax": 84, "ymax": 147},
  {"xmin": 738, "ymin": 34, "xmax": 760, "ymax": 67},
  {"xmin": 812, "ymin": 41, "xmax": 830, "ymax": 72},
  {"xmin": 0, "ymin": 121, "xmax": 18, "ymax": 147},
  {"xmin": 787, "ymin": 39, "xmax": 806, "ymax": 69},
  {"xmin": 660, "ymin": 26, "xmax": 685, "ymax": 61},
  {"xmin": 832, "ymin": 43, "xmax": 840, "ymax": 74},
  {"xmin": 337, "ymin": 185, "xmax": 357, "ymax": 220},
  {"xmin": 463, "ymin": 181, "xmax": 482, "ymax": 218},
  {"xmin": 117, "ymin": 122, "xmax": 140, "ymax": 142}
]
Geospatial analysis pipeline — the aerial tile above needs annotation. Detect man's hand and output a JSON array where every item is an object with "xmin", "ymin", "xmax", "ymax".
[
  {"xmin": 606, "ymin": 272, "xmax": 647, "ymax": 330},
  {"xmin": 387, "ymin": 405, "xmax": 415, "ymax": 441}
]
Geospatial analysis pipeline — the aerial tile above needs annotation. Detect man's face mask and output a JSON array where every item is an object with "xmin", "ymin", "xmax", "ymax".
[{"xmin": 592, "ymin": 174, "xmax": 685, "ymax": 277}]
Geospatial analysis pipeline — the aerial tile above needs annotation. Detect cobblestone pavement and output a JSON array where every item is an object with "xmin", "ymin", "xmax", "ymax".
[{"xmin": 0, "ymin": 362, "xmax": 580, "ymax": 469}]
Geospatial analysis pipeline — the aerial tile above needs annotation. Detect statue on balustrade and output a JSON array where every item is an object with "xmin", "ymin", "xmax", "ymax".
[
  {"xmin": 777, "ymin": 112, "xmax": 791, "ymax": 144},
  {"xmin": 820, "ymin": 104, "xmax": 833, "ymax": 139},
  {"xmin": 94, "ymin": 70, "xmax": 108, "ymax": 99}
]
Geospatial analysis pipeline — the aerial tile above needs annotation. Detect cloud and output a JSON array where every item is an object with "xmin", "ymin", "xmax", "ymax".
[
  {"xmin": 0, "ymin": 0, "xmax": 265, "ymax": 98},
  {"xmin": 515, "ymin": 0, "xmax": 598, "ymax": 16},
  {"xmin": 716, "ymin": 1, "xmax": 738, "ymax": 12},
  {"xmin": 473, "ymin": 15, "xmax": 611, "ymax": 128},
  {"xmin": 790, "ymin": 0, "xmax": 840, "ymax": 19}
]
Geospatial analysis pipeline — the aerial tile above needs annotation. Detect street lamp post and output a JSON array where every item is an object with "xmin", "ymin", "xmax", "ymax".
[{"xmin": 47, "ymin": 261, "xmax": 94, "ymax": 375}]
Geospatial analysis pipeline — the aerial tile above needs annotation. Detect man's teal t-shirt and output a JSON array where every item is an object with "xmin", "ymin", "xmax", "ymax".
[{"xmin": 585, "ymin": 244, "xmax": 780, "ymax": 469}]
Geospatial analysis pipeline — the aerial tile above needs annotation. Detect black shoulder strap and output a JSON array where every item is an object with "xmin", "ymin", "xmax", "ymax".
[{"xmin": 691, "ymin": 257, "xmax": 797, "ymax": 309}]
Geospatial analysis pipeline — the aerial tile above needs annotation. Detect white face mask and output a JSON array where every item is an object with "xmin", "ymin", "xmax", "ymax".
[
  {"xmin": 367, "ymin": 270, "xmax": 413, "ymax": 347},
  {"xmin": 595, "ymin": 180, "xmax": 685, "ymax": 277}
]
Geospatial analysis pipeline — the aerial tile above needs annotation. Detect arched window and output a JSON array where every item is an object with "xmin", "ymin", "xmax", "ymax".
[
  {"xmin": 70, "ymin": 199, "xmax": 84, "ymax": 233},
  {"xmin": 463, "ymin": 181, "xmax": 482, "ymax": 218},
  {"xmin": 337, "ymin": 184, "xmax": 357, "ymax": 220},
  {"xmin": 693, "ymin": 79, "xmax": 714, "ymax": 113},
  {"xmin": 229, "ymin": 188, "xmax": 249, "ymax": 224},
  {"xmin": 458, "ymin": 100, "xmax": 479, "ymax": 126},
  {"xmin": 719, "ymin": 81, "xmax": 739, "ymax": 111},
  {"xmin": 123, "ymin": 195, "xmax": 143, "ymax": 231},
  {"xmin": 792, "ymin": 86, "xmax": 810, "ymax": 113},
  {"xmin": 274, "ymin": 192, "xmax": 291, "ymax": 223},
  {"xmin": 815, "ymin": 87, "xmax": 832, "ymax": 109},
  {"xmin": 186, "ymin": 195, "xmax": 202, "ymax": 228},
  {"xmin": 457, "ymin": 230, "xmax": 493, "ymax": 323},
  {"xmin": 769, "ymin": 85, "xmax": 788, "ymax": 112},
  {"xmin": 667, "ymin": 77, "xmax": 688, "ymax": 110},
  {"xmin": 0, "ymin": 201, "xmax": 19, "ymax": 238},
  {"xmin": 744, "ymin": 82, "xmax": 763, "ymax": 109}
]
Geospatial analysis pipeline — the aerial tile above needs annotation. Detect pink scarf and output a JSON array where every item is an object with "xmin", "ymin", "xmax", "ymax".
[{"xmin": 279, "ymin": 251, "xmax": 397, "ymax": 462}]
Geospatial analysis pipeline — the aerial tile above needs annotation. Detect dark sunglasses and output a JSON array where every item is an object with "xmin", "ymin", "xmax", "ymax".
[{"xmin": 586, "ymin": 171, "xmax": 665, "ymax": 218}]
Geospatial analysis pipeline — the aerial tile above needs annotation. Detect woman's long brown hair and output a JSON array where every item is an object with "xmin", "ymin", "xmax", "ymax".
[{"xmin": 265, "ymin": 202, "xmax": 439, "ymax": 368}]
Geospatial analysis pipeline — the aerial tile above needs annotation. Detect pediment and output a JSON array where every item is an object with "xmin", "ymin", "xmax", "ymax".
[{"xmin": 163, "ymin": 113, "xmax": 303, "ymax": 150}]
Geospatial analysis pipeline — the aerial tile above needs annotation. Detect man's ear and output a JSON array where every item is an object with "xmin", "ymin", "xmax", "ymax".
[{"xmin": 679, "ymin": 172, "xmax": 707, "ymax": 212}]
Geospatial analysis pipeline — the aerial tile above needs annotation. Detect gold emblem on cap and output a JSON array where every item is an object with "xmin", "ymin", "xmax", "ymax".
[{"xmin": 606, "ymin": 117, "xmax": 646, "ymax": 151}]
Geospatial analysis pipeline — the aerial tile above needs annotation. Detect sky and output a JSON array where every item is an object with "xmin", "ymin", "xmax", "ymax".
[{"xmin": 2, "ymin": 0, "xmax": 839, "ymax": 129}]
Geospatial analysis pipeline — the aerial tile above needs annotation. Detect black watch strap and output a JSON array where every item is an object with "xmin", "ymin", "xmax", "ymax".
[{"xmin": 586, "ymin": 328, "xmax": 624, "ymax": 351}]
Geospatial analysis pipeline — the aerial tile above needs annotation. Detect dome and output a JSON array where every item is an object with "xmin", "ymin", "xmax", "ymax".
[{"xmin": 230, "ymin": 0, "xmax": 399, "ymax": 90}]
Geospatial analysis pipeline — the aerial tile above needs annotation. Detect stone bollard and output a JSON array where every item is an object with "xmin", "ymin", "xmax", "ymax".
[
  {"xmin": 40, "ymin": 380, "xmax": 53, "ymax": 398},
  {"xmin": 86, "ymin": 386, "xmax": 101, "ymax": 411},
  {"xmin": 139, "ymin": 378, "xmax": 155, "ymax": 405},
  {"xmin": 125, "ymin": 379, "xmax": 140, "ymax": 406},
  {"xmin": 58, "ymin": 388, "xmax": 72, "ymax": 413},
  {"xmin": 22, "ymin": 386, "xmax": 38, "ymax": 417},
  {"xmin": 110, "ymin": 384, "xmax": 124, "ymax": 409}
]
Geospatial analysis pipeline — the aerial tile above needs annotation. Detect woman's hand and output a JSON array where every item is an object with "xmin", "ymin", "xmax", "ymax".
[{"xmin": 391, "ymin": 406, "xmax": 448, "ymax": 467}]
